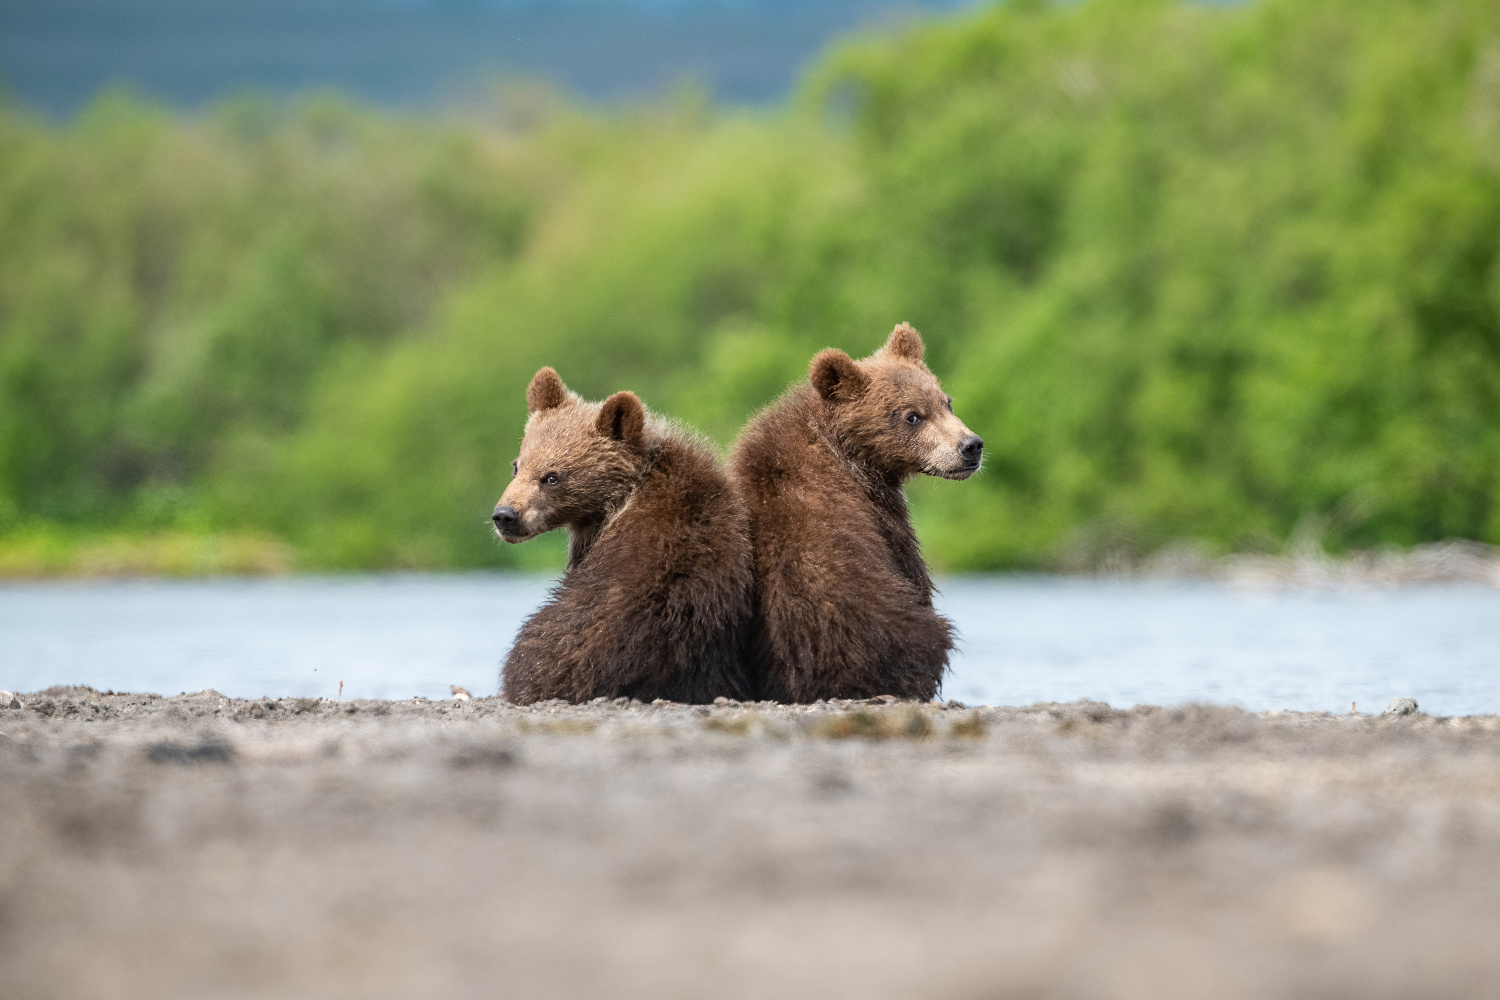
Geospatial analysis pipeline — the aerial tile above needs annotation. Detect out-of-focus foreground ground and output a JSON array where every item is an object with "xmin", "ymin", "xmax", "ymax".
[{"xmin": 2, "ymin": 689, "xmax": 1498, "ymax": 999}]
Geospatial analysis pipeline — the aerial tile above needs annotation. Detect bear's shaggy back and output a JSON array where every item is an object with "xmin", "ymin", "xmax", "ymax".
[
  {"xmin": 498, "ymin": 373, "xmax": 754, "ymax": 704},
  {"xmin": 728, "ymin": 324, "xmax": 979, "ymax": 702}
]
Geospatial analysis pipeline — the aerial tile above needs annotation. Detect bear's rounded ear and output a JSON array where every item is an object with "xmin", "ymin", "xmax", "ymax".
[
  {"xmin": 527, "ymin": 367, "xmax": 569, "ymax": 414},
  {"xmin": 596, "ymin": 391, "xmax": 646, "ymax": 451},
  {"xmin": 810, "ymin": 349, "xmax": 868, "ymax": 403},
  {"xmin": 882, "ymin": 322, "xmax": 924, "ymax": 362}
]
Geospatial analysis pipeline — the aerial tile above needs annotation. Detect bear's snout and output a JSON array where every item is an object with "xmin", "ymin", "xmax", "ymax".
[
  {"xmin": 959, "ymin": 434, "xmax": 983, "ymax": 468},
  {"xmin": 492, "ymin": 505, "xmax": 522, "ymax": 536}
]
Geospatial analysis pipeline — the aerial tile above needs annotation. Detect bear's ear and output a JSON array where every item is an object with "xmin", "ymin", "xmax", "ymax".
[
  {"xmin": 596, "ymin": 391, "xmax": 646, "ymax": 451},
  {"xmin": 527, "ymin": 367, "xmax": 569, "ymax": 414},
  {"xmin": 810, "ymin": 348, "xmax": 869, "ymax": 403},
  {"xmin": 881, "ymin": 322, "xmax": 925, "ymax": 362}
]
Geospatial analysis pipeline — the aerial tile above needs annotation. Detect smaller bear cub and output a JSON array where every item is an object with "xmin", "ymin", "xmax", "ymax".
[
  {"xmin": 493, "ymin": 367, "xmax": 754, "ymax": 704},
  {"xmin": 730, "ymin": 323, "xmax": 983, "ymax": 703}
]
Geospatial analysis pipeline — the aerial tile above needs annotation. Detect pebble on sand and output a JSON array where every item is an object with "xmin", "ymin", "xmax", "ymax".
[
  {"xmin": 1383, "ymin": 697, "xmax": 1420, "ymax": 717},
  {"xmin": 451, "ymin": 685, "xmax": 472, "ymax": 702}
]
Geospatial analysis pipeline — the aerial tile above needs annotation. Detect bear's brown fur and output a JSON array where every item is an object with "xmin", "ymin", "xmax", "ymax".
[
  {"xmin": 728, "ymin": 324, "xmax": 983, "ymax": 702},
  {"xmin": 493, "ymin": 368, "xmax": 754, "ymax": 704}
]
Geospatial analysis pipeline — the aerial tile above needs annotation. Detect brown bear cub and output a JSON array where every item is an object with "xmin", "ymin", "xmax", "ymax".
[
  {"xmin": 492, "ymin": 368, "xmax": 754, "ymax": 704},
  {"xmin": 729, "ymin": 324, "xmax": 982, "ymax": 703}
]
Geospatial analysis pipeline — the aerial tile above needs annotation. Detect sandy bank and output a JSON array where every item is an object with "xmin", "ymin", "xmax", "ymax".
[
  {"xmin": 1134, "ymin": 539, "xmax": 1500, "ymax": 588},
  {"xmin": 2, "ymin": 688, "xmax": 1498, "ymax": 999}
]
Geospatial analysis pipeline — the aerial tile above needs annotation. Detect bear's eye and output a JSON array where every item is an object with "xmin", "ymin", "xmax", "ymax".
[
  {"xmin": 905, "ymin": 412, "xmax": 922, "ymax": 425},
  {"xmin": 511, "ymin": 461, "xmax": 518, "ymax": 477},
  {"xmin": 945, "ymin": 397, "xmax": 953, "ymax": 413},
  {"xmin": 542, "ymin": 473, "xmax": 559, "ymax": 486}
]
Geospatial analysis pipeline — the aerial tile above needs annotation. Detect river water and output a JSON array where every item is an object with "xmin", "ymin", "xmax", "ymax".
[{"xmin": 2, "ymin": 574, "xmax": 1497, "ymax": 715}]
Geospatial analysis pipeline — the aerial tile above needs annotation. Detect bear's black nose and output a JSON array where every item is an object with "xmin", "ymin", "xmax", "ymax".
[
  {"xmin": 492, "ymin": 506, "xmax": 520, "ymax": 533},
  {"xmin": 959, "ymin": 435, "xmax": 984, "ymax": 465}
]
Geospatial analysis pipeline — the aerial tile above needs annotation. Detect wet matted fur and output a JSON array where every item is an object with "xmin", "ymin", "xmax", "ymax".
[
  {"xmin": 728, "ymin": 324, "xmax": 982, "ymax": 702},
  {"xmin": 493, "ymin": 368, "xmax": 754, "ymax": 704}
]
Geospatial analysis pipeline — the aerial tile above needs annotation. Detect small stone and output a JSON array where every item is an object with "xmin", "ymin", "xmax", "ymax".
[
  {"xmin": 713, "ymin": 696, "xmax": 729, "ymax": 706},
  {"xmin": 450, "ymin": 685, "xmax": 472, "ymax": 702},
  {"xmin": 146, "ymin": 740, "xmax": 234, "ymax": 765},
  {"xmin": 0, "ymin": 691, "xmax": 18, "ymax": 709},
  {"xmin": 813, "ymin": 772, "xmax": 853, "ymax": 796},
  {"xmin": 947, "ymin": 699, "xmax": 968, "ymax": 709},
  {"xmin": 1383, "ymin": 697, "xmax": 1419, "ymax": 717}
]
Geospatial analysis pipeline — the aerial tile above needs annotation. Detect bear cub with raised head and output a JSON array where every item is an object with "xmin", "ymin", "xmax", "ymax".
[
  {"xmin": 493, "ymin": 368, "xmax": 754, "ymax": 704},
  {"xmin": 729, "ymin": 323, "xmax": 982, "ymax": 703}
]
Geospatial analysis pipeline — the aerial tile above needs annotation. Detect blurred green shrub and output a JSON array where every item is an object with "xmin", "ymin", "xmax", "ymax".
[{"xmin": 4, "ymin": 0, "xmax": 1500, "ymax": 573}]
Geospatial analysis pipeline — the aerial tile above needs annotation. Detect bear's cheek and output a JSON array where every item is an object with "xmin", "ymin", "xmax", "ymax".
[
  {"xmin": 921, "ymin": 431, "xmax": 961, "ymax": 473},
  {"xmin": 519, "ymin": 507, "xmax": 552, "ymax": 534}
]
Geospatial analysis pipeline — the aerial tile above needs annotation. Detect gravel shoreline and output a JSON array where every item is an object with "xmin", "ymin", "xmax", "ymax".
[
  {"xmin": 3, "ymin": 688, "xmax": 1499, "ymax": 999},
  {"xmin": 1130, "ymin": 538, "xmax": 1500, "ymax": 588}
]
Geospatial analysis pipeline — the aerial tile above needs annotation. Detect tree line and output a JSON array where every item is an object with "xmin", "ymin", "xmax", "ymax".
[{"xmin": 3, "ymin": 0, "xmax": 1499, "ymax": 573}]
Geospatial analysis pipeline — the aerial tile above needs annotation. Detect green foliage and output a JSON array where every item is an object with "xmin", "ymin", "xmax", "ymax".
[
  {"xmin": 5, "ymin": 0, "xmax": 1500, "ymax": 572},
  {"xmin": 0, "ymin": 88, "xmax": 550, "ymax": 535}
]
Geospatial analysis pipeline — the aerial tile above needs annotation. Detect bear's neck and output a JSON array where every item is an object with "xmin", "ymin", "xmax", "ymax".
[
  {"xmin": 564, "ymin": 432, "xmax": 671, "ymax": 570},
  {"xmin": 806, "ymin": 401, "xmax": 932, "ymax": 604},
  {"xmin": 810, "ymin": 404, "xmax": 912, "ymax": 492},
  {"xmin": 565, "ymin": 519, "xmax": 605, "ymax": 570}
]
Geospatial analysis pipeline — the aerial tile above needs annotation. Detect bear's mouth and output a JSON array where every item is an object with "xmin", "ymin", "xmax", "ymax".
[
  {"xmin": 493, "ymin": 525, "xmax": 538, "ymax": 544},
  {"xmin": 928, "ymin": 460, "xmax": 980, "ymax": 481}
]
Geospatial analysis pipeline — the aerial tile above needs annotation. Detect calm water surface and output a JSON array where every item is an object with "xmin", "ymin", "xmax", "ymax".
[{"xmin": 2, "ymin": 574, "xmax": 1497, "ymax": 715}]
